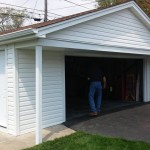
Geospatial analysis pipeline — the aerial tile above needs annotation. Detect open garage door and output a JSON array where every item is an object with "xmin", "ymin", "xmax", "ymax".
[{"xmin": 65, "ymin": 56, "xmax": 143, "ymax": 120}]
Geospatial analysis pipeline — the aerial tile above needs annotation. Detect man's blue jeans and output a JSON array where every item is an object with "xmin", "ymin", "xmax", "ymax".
[{"xmin": 88, "ymin": 81, "xmax": 102, "ymax": 112}]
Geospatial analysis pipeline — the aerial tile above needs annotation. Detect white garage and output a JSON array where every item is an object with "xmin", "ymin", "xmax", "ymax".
[{"xmin": 0, "ymin": 1, "xmax": 149, "ymax": 144}]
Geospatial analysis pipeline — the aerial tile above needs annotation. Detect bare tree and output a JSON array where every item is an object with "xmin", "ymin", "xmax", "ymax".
[{"xmin": 0, "ymin": 7, "xmax": 29, "ymax": 31}]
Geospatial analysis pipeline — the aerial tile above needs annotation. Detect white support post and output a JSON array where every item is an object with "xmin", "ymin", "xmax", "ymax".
[
  {"xmin": 143, "ymin": 59, "xmax": 147, "ymax": 102},
  {"xmin": 36, "ymin": 46, "xmax": 42, "ymax": 144}
]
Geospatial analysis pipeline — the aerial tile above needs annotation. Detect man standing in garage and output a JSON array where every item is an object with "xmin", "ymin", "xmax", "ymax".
[{"xmin": 88, "ymin": 65, "xmax": 107, "ymax": 116}]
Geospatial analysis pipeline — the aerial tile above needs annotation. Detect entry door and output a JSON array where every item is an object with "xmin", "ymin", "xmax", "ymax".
[{"xmin": 0, "ymin": 51, "xmax": 7, "ymax": 127}]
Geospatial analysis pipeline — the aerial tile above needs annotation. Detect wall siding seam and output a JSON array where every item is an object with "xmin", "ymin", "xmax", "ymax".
[
  {"xmin": 50, "ymin": 32, "xmax": 150, "ymax": 47},
  {"xmin": 65, "ymin": 28, "xmax": 150, "ymax": 43},
  {"xmin": 48, "ymin": 33, "xmax": 150, "ymax": 49},
  {"xmin": 84, "ymin": 21, "xmax": 150, "ymax": 37},
  {"xmin": 67, "ymin": 23, "xmax": 150, "ymax": 39},
  {"xmin": 5, "ymin": 49, "xmax": 8, "ymax": 133}
]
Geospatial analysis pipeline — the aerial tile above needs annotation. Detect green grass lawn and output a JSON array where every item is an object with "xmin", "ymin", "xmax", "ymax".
[{"xmin": 25, "ymin": 131, "xmax": 150, "ymax": 150}]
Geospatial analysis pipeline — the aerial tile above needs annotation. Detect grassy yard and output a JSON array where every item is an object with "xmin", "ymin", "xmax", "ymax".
[{"xmin": 25, "ymin": 131, "xmax": 150, "ymax": 150}]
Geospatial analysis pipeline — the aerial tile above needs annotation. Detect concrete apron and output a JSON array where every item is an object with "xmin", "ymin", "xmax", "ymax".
[{"xmin": 0, "ymin": 125, "xmax": 75, "ymax": 150}]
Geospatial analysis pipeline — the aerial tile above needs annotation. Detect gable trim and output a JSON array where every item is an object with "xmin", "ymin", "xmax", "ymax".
[
  {"xmin": 36, "ymin": 1, "xmax": 150, "ymax": 37},
  {"xmin": 0, "ymin": 1, "xmax": 149, "ymax": 44},
  {"xmin": 131, "ymin": 4, "xmax": 150, "ymax": 29}
]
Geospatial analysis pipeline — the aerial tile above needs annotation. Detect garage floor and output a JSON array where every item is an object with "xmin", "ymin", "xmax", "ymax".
[
  {"xmin": 65, "ymin": 103, "xmax": 150, "ymax": 142},
  {"xmin": 66, "ymin": 99, "xmax": 142, "ymax": 120}
]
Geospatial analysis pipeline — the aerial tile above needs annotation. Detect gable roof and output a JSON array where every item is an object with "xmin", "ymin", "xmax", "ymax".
[
  {"xmin": 0, "ymin": 8, "xmax": 104, "ymax": 36},
  {"xmin": 0, "ymin": 1, "xmax": 149, "ymax": 44}
]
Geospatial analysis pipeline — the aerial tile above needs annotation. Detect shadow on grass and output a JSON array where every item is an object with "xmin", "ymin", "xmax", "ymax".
[{"xmin": 25, "ymin": 131, "xmax": 150, "ymax": 150}]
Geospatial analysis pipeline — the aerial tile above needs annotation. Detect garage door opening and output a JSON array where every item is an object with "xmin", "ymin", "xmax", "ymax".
[{"xmin": 65, "ymin": 56, "xmax": 143, "ymax": 120}]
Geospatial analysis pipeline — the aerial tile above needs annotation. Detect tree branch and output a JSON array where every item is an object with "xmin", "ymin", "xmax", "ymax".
[{"xmin": 145, "ymin": 0, "xmax": 150, "ymax": 4}]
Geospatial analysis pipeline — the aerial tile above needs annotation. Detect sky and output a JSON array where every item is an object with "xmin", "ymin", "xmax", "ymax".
[{"xmin": 0, "ymin": 0, "xmax": 97, "ymax": 25}]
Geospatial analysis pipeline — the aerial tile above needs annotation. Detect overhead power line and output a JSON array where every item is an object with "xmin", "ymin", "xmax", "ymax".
[
  {"xmin": 0, "ymin": 1, "xmax": 98, "ymax": 21},
  {"xmin": 50, "ymin": 1, "xmax": 96, "ymax": 10},
  {"xmin": 64, "ymin": 0, "xmax": 90, "ymax": 10},
  {"xmin": 0, "ymin": 1, "xmax": 97, "ymax": 18},
  {"xmin": 19, "ymin": 0, "xmax": 30, "ymax": 7},
  {"xmin": 0, "ymin": 2, "xmax": 63, "ymax": 17},
  {"xmin": 32, "ymin": 0, "xmax": 39, "ymax": 19},
  {"xmin": 8, "ymin": 9, "xmax": 56, "ymax": 19}
]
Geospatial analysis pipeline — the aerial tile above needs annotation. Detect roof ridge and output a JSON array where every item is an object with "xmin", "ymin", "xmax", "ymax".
[{"xmin": 0, "ymin": 0, "xmax": 145, "ymax": 36}]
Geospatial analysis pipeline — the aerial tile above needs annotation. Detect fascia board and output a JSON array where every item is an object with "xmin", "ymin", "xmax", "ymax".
[
  {"xmin": 36, "ymin": 1, "xmax": 150, "ymax": 37},
  {"xmin": 0, "ymin": 34, "xmax": 36, "ymax": 45},
  {"xmin": 0, "ymin": 28, "xmax": 36, "ymax": 43},
  {"xmin": 130, "ymin": 3, "xmax": 150, "ymax": 30}
]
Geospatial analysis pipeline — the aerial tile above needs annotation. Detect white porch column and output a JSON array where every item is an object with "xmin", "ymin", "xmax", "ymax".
[
  {"xmin": 143, "ymin": 58, "xmax": 150, "ymax": 102},
  {"xmin": 36, "ymin": 46, "xmax": 42, "ymax": 144}
]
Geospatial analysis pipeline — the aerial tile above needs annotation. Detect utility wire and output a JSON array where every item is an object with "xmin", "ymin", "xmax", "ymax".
[
  {"xmin": 32, "ymin": 0, "xmax": 39, "ymax": 19},
  {"xmin": 0, "ymin": 1, "xmax": 97, "ymax": 17},
  {"xmin": 64, "ymin": 0, "xmax": 90, "ymax": 10},
  {"xmin": 0, "ymin": 2, "xmax": 63, "ymax": 17},
  {"xmin": 19, "ymin": 0, "xmax": 30, "ymax": 7},
  {"xmin": 0, "ymin": 1, "xmax": 97, "ymax": 19},
  {"xmin": 21, "ymin": 10, "xmax": 53, "ymax": 18},
  {"xmin": 50, "ymin": 1, "xmax": 96, "ymax": 10},
  {"xmin": 0, "ymin": 1, "xmax": 97, "ymax": 25}
]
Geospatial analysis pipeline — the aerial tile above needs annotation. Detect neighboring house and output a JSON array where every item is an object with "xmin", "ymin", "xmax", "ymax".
[{"xmin": 0, "ymin": 1, "xmax": 150, "ymax": 144}]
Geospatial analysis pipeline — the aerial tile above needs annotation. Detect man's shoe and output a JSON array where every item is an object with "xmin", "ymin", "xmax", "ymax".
[{"xmin": 89, "ymin": 112, "xmax": 98, "ymax": 117}]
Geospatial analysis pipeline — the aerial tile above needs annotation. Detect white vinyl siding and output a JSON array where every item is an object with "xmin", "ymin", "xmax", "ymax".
[
  {"xmin": 0, "ymin": 51, "xmax": 7, "ymax": 127},
  {"xmin": 47, "ymin": 9, "xmax": 150, "ymax": 50},
  {"xmin": 6, "ymin": 47, "xmax": 16, "ymax": 135},
  {"xmin": 42, "ymin": 51, "xmax": 65, "ymax": 128},
  {"xmin": 18, "ymin": 50, "xmax": 35, "ymax": 134},
  {"xmin": 18, "ymin": 50, "xmax": 65, "ymax": 134}
]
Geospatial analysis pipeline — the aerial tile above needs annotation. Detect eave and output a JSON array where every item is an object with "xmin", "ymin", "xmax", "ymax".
[{"xmin": 0, "ymin": 28, "xmax": 37, "ymax": 45}]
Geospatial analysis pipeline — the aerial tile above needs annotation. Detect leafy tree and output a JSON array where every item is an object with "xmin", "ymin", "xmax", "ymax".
[
  {"xmin": 0, "ymin": 7, "xmax": 28, "ymax": 31},
  {"xmin": 95, "ymin": 0, "xmax": 128, "ymax": 8},
  {"xmin": 96, "ymin": 0, "xmax": 150, "ymax": 17},
  {"xmin": 136, "ymin": 0, "xmax": 150, "ymax": 17}
]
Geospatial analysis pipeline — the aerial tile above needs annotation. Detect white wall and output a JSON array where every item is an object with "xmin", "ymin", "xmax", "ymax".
[
  {"xmin": 5, "ymin": 46, "xmax": 17, "ymax": 135},
  {"xmin": 18, "ymin": 50, "xmax": 65, "ymax": 134},
  {"xmin": 42, "ymin": 51, "xmax": 65, "ymax": 128},
  {"xmin": 18, "ymin": 50, "xmax": 35, "ymax": 134},
  {"xmin": 47, "ymin": 9, "xmax": 150, "ymax": 51},
  {"xmin": 0, "ymin": 51, "xmax": 7, "ymax": 128}
]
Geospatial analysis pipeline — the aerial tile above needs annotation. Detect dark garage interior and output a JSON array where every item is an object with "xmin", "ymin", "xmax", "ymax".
[{"xmin": 65, "ymin": 56, "xmax": 143, "ymax": 120}]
